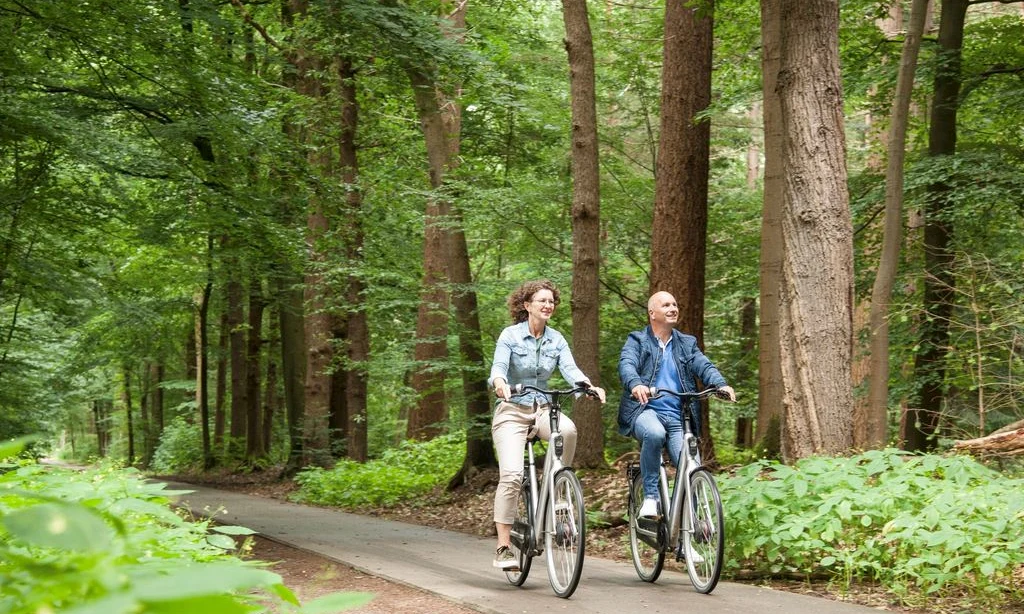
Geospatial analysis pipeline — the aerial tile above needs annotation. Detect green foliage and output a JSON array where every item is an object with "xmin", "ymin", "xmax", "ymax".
[
  {"xmin": 0, "ymin": 455, "xmax": 372, "ymax": 613},
  {"xmin": 722, "ymin": 449, "xmax": 1024, "ymax": 609},
  {"xmin": 293, "ymin": 434, "xmax": 464, "ymax": 507},
  {"xmin": 149, "ymin": 416, "xmax": 207, "ymax": 475}
]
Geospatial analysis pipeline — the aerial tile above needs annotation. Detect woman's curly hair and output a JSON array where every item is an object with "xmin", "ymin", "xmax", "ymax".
[{"xmin": 507, "ymin": 279, "xmax": 561, "ymax": 323}]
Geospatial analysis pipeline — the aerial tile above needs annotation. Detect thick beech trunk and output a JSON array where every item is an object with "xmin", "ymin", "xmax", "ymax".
[
  {"xmin": 757, "ymin": 0, "xmax": 784, "ymax": 455},
  {"xmin": 561, "ymin": 0, "xmax": 604, "ymax": 469},
  {"xmin": 776, "ymin": 0, "xmax": 854, "ymax": 459},
  {"xmin": 651, "ymin": 0, "xmax": 715, "ymax": 462}
]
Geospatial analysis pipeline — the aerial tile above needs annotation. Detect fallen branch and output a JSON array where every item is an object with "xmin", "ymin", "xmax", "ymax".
[{"xmin": 952, "ymin": 427, "xmax": 1024, "ymax": 457}]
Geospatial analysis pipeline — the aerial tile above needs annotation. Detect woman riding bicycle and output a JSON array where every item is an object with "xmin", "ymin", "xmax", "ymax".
[
  {"xmin": 617, "ymin": 291, "xmax": 735, "ymax": 520},
  {"xmin": 489, "ymin": 279, "xmax": 606, "ymax": 570}
]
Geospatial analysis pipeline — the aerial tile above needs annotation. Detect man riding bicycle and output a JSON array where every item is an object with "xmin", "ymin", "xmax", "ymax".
[{"xmin": 617, "ymin": 291, "xmax": 735, "ymax": 521}]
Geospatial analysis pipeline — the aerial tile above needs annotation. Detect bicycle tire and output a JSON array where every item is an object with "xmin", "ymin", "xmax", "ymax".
[
  {"xmin": 682, "ymin": 468, "xmax": 724, "ymax": 594},
  {"xmin": 545, "ymin": 468, "xmax": 585, "ymax": 598},
  {"xmin": 627, "ymin": 470, "xmax": 665, "ymax": 582},
  {"xmin": 505, "ymin": 479, "xmax": 533, "ymax": 586}
]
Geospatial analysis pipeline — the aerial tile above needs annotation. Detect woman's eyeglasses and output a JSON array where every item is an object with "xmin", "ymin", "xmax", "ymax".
[{"xmin": 532, "ymin": 299, "xmax": 556, "ymax": 306}]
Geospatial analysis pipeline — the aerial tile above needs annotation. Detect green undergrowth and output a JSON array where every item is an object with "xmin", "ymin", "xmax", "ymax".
[
  {"xmin": 0, "ymin": 437, "xmax": 370, "ymax": 614},
  {"xmin": 292, "ymin": 433, "xmax": 465, "ymax": 507},
  {"xmin": 720, "ymin": 448, "xmax": 1024, "ymax": 610}
]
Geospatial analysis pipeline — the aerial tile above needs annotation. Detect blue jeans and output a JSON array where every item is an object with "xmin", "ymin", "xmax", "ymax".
[{"xmin": 632, "ymin": 409, "xmax": 682, "ymax": 500}]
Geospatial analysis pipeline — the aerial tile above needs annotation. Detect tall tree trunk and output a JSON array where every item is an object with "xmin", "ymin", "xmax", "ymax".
[
  {"xmin": 150, "ymin": 362, "xmax": 164, "ymax": 440},
  {"xmin": 140, "ymin": 363, "xmax": 153, "ymax": 467},
  {"xmin": 245, "ymin": 282, "xmax": 265, "ymax": 461},
  {"xmin": 650, "ymin": 0, "xmax": 715, "ymax": 461},
  {"xmin": 776, "ymin": 0, "xmax": 854, "ymax": 460},
  {"xmin": 196, "ymin": 236, "xmax": 214, "ymax": 469},
  {"xmin": 122, "ymin": 365, "xmax": 135, "ymax": 466},
  {"xmin": 339, "ymin": 57, "xmax": 370, "ymax": 462},
  {"xmin": 227, "ymin": 259, "xmax": 248, "ymax": 456},
  {"xmin": 215, "ymin": 308, "xmax": 228, "ymax": 445},
  {"xmin": 758, "ymin": 0, "xmax": 784, "ymax": 457},
  {"xmin": 278, "ymin": 273, "xmax": 306, "ymax": 472},
  {"xmin": 906, "ymin": 0, "xmax": 967, "ymax": 452},
  {"xmin": 303, "ymin": 180, "xmax": 335, "ymax": 467},
  {"xmin": 862, "ymin": 0, "xmax": 929, "ymax": 449},
  {"xmin": 561, "ymin": 0, "xmax": 603, "ymax": 469}
]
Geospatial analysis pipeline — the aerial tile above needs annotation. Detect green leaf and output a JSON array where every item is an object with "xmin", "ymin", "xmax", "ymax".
[
  {"xmin": 144, "ymin": 594, "xmax": 253, "ymax": 614},
  {"xmin": 3, "ymin": 502, "xmax": 115, "ymax": 552},
  {"xmin": 0, "ymin": 435, "xmax": 37, "ymax": 459},
  {"xmin": 211, "ymin": 525, "xmax": 258, "ymax": 536},
  {"xmin": 130, "ymin": 562, "xmax": 281, "ymax": 601},
  {"xmin": 61, "ymin": 593, "xmax": 138, "ymax": 614},
  {"xmin": 205, "ymin": 533, "xmax": 239, "ymax": 550},
  {"xmin": 820, "ymin": 556, "xmax": 836, "ymax": 566},
  {"xmin": 300, "ymin": 592, "xmax": 376, "ymax": 614}
]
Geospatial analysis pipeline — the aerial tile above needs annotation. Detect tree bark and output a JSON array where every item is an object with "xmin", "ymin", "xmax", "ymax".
[
  {"xmin": 406, "ymin": 72, "xmax": 451, "ymax": 440},
  {"xmin": 122, "ymin": 365, "xmax": 135, "ymax": 466},
  {"xmin": 245, "ymin": 282, "xmax": 266, "ymax": 461},
  {"xmin": 215, "ymin": 307, "xmax": 228, "ymax": 446},
  {"xmin": 226, "ymin": 256, "xmax": 248, "ymax": 454},
  {"xmin": 561, "ymin": 0, "xmax": 604, "ymax": 469},
  {"xmin": 336, "ymin": 56, "xmax": 369, "ymax": 462},
  {"xmin": 905, "ymin": 0, "xmax": 967, "ymax": 452},
  {"xmin": 862, "ymin": 0, "xmax": 929, "ymax": 449},
  {"xmin": 196, "ymin": 237, "xmax": 214, "ymax": 469},
  {"xmin": 650, "ymin": 0, "xmax": 715, "ymax": 461},
  {"xmin": 758, "ymin": 0, "xmax": 784, "ymax": 456},
  {"xmin": 776, "ymin": 0, "xmax": 854, "ymax": 460}
]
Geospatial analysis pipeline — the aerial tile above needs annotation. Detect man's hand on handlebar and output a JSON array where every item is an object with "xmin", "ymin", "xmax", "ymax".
[
  {"xmin": 716, "ymin": 385, "xmax": 737, "ymax": 402},
  {"xmin": 631, "ymin": 384, "xmax": 653, "ymax": 405}
]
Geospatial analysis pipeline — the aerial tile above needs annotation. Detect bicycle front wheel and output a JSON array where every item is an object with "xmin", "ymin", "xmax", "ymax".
[
  {"xmin": 545, "ymin": 468, "xmax": 585, "ymax": 598},
  {"xmin": 682, "ymin": 468, "xmax": 724, "ymax": 594},
  {"xmin": 506, "ymin": 479, "xmax": 533, "ymax": 586},
  {"xmin": 628, "ymin": 470, "xmax": 665, "ymax": 582}
]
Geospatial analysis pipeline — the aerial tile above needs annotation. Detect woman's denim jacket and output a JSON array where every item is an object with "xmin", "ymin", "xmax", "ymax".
[
  {"xmin": 617, "ymin": 326, "xmax": 727, "ymax": 436},
  {"xmin": 489, "ymin": 321, "xmax": 589, "ymax": 407}
]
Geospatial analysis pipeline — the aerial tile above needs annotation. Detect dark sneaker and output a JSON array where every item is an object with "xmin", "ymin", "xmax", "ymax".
[{"xmin": 493, "ymin": 545, "xmax": 519, "ymax": 570}]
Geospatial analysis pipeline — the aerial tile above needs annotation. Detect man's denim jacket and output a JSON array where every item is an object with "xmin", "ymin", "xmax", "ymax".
[
  {"xmin": 489, "ymin": 321, "xmax": 589, "ymax": 407},
  {"xmin": 617, "ymin": 326, "xmax": 727, "ymax": 436}
]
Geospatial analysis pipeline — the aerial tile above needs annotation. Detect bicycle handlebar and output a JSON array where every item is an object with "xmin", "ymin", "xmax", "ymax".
[
  {"xmin": 512, "ymin": 382, "xmax": 600, "ymax": 399},
  {"xmin": 648, "ymin": 386, "xmax": 730, "ymax": 401}
]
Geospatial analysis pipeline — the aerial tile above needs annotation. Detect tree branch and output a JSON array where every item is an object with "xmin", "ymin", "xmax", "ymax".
[{"xmin": 229, "ymin": 0, "xmax": 282, "ymax": 50}]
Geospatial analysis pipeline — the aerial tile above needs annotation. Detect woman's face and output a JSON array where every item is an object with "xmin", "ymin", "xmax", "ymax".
[{"xmin": 524, "ymin": 288, "xmax": 556, "ymax": 324}]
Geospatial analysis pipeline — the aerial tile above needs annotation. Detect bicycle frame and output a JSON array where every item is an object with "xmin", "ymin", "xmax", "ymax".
[
  {"xmin": 657, "ymin": 413, "xmax": 701, "ymax": 548},
  {"xmin": 519, "ymin": 401, "xmax": 568, "ymax": 557}
]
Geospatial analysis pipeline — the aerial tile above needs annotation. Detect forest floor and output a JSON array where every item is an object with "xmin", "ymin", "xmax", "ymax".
[{"xmin": 173, "ymin": 460, "xmax": 1023, "ymax": 614}]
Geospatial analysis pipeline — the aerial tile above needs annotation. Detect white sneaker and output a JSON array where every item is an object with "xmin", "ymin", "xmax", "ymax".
[
  {"xmin": 687, "ymin": 549, "xmax": 706, "ymax": 565},
  {"xmin": 638, "ymin": 498, "xmax": 660, "ymax": 519}
]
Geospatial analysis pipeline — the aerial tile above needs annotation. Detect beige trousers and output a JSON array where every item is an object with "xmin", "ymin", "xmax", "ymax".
[{"xmin": 491, "ymin": 400, "xmax": 578, "ymax": 524}]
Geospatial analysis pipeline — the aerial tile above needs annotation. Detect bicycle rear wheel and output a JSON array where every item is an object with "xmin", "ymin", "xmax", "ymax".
[
  {"xmin": 683, "ymin": 468, "xmax": 724, "ymax": 594},
  {"xmin": 545, "ymin": 468, "xmax": 585, "ymax": 598},
  {"xmin": 627, "ymin": 470, "xmax": 665, "ymax": 582},
  {"xmin": 505, "ymin": 479, "xmax": 533, "ymax": 586}
]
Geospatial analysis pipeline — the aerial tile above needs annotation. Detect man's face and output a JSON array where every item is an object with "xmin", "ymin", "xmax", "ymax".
[{"xmin": 649, "ymin": 292, "xmax": 679, "ymax": 326}]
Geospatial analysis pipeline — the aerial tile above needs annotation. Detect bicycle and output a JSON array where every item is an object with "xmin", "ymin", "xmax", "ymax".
[
  {"xmin": 504, "ymin": 382, "xmax": 599, "ymax": 599},
  {"xmin": 626, "ymin": 386, "xmax": 729, "ymax": 593}
]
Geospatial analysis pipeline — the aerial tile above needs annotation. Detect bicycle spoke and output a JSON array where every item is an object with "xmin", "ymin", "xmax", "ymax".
[
  {"xmin": 628, "ymin": 470, "xmax": 665, "ymax": 582},
  {"xmin": 683, "ymin": 469, "xmax": 723, "ymax": 594},
  {"xmin": 545, "ymin": 469, "xmax": 585, "ymax": 598}
]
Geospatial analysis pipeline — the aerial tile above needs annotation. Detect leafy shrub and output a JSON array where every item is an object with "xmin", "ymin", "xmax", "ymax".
[
  {"xmin": 293, "ymin": 433, "xmax": 465, "ymax": 507},
  {"xmin": 721, "ymin": 448, "xmax": 1024, "ymax": 609},
  {"xmin": 0, "ymin": 448, "xmax": 370, "ymax": 613},
  {"xmin": 149, "ymin": 416, "xmax": 206, "ymax": 474}
]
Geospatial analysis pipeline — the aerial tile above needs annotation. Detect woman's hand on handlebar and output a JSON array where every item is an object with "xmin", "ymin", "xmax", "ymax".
[
  {"xmin": 589, "ymin": 385, "xmax": 607, "ymax": 404},
  {"xmin": 493, "ymin": 378, "xmax": 511, "ymax": 401}
]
